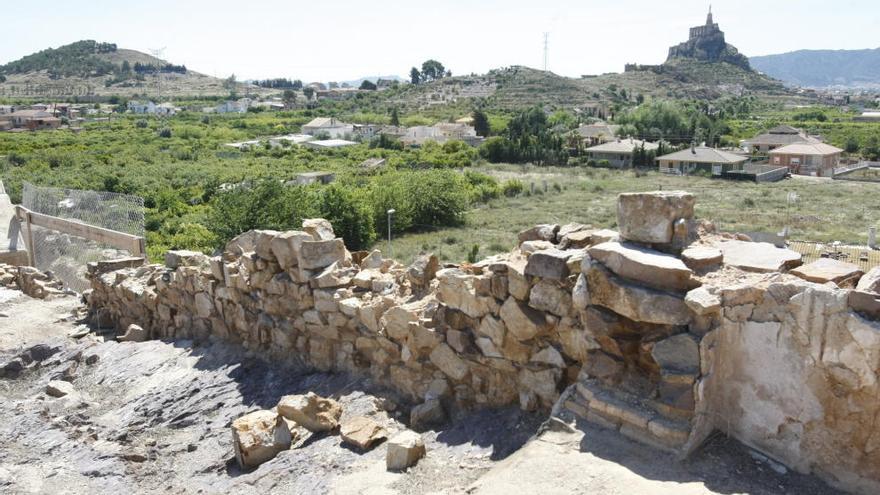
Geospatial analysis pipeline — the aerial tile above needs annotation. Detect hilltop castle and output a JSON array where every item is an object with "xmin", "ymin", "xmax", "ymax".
[{"xmin": 665, "ymin": 8, "xmax": 751, "ymax": 69}]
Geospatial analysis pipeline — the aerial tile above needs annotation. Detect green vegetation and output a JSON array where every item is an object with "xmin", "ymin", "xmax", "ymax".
[
  {"xmin": 0, "ymin": 40, "xmax": 119, "ymax": 78},
  {"xmin": 385, "ymin": 165, "xmax": 880, "ymax": 264}
]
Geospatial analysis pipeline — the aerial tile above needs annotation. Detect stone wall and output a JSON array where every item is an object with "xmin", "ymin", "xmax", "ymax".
[{"xmin": 83, "ymin": 193, "xmax": 880, "ymax": 494}]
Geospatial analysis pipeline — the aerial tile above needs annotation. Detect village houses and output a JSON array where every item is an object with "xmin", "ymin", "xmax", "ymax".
[
  {"xmin": 768, "ymin": 142, "xmax": 843, "ymax": 177},
  {"xmin": 656, "ymin": 145, "xmax": 748, "ymax": 176},
  {"xmin": 742, "ymin": 125, "xmax": 822, "ymax": 153}
]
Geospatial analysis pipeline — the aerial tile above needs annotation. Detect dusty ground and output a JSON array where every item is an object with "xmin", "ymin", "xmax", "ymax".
[{"xmin": 0, "ymin": 288, "xmax": 847, "ymax": 495}]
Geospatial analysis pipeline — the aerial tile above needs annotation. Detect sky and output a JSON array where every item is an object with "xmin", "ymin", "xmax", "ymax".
[{"xmin": 3, "ymin": 0, "xmax": 879, "ymax": 82}]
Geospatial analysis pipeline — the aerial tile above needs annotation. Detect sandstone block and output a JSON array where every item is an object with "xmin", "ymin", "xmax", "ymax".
[
  {"xmin": 530, "ymin": 346, "xmax": 565, "ymax": 368},
  {"xmin": 298, "ymin": 239, "xmax": 346, "ymax": 270},
  {"xmin": 857, "ymin": 266, "xmax": 880, "ymax": 294},
  {"xmin": 340, "ymin": 416, "xmax": 387, "ymax": 450},
  {"xmin": 302, "ymin": 218, "xmax": 335, "ymax": 241},
  {"xmin": 585, "ymin": 266, "xmax": 691, "ymax": 326},
  {"xmin": 232, "ymin": 410, "xmax": 292, "ymax": 469},
  {"xmin": 518, "ymin": 224, "xmax": 559, "ymax": 244},
  {"xmin": 617, "ymin": 191, "xmax": 695, "ymax": 244},
  {"xmin": 500, "ymin": 297, "xmax": 549, "ymax": 341},
  {"xmin": 386, "ymin": 430, "xmax": 426, "ymax": 471},
  {"xmin": 254, "ymin": 230, "xmax": 281, "ymax": 260},
  {"xmin": 589, "ymin": 242, "xmax": 697, "ymax": 292},
  {"xmin": 651, "ymin": 333, "xmax": 699, "ymax": 374},
  {"xmin": 165, "ymin": 250, "xmax": 209, "ymax": 269},
  {"xmin": 410, "ymin": 399, "xmax": 446, "ymax": 429},
  {"xmin": 277, "ymin": 392, "xmax": 342, "ymax": 432},
  {"xmin": 270, "ymin": 231, "xmax": 313, "ymax": 270},
  {"xmin": 681, "ymin": 246, "xmax": 723, "ymax": 271},
  {"xmin": 791, "ymin": 258, "xmax": 864, "ymax": 287},
  {"xmin": 520, "ymin": 240, "xmax": 555, "ymax": 254},
  {"xmin": 436, "ymin": 268, "xmax": 495, "ymax": 319},
  {"xmin": 528, "ymin": 280, "xmax": 572, "ymax": 316},
  {"xmin": 684, "ymin": 287, "xmax": 721, "ymax": 316},
  {"xmin": 429, "ymin": 343, "xmax": 469, "ymax": 381},
  {"xmin": 407, "ymin": 253, "xmax": 439, "ymax": 289},
  {"xmin": 524, "ymin": 248, "xmax": 572, "ymax": 280},
  {"xmin": 717, "ymin": 240, "xmax": 802, "ymax": 273}
]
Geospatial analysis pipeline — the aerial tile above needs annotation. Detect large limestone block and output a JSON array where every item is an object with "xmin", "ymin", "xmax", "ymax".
[
  {"xmin": 224, "ymin": 230, "xmax": 258, "ymax": 259},
  {"xmin": 407, "ymin": 253, "xmax": 439, "ymax": 289},
  {"xmin": 165, "ymin": 250, "xmax": 209, "ymax": 269},
  {"xmin": 436, "ymin": 268, "xmax": 495, "ymax": 319},
  {"xmin": 271, "ymin": 231, "xmax": 313, "ymax": 270},
  {"xmin": 429, "ymin": 343, "xmax": 469, "ymax": 381},
  {"xmin": 684, "ymin": 287, "xmax": 721, "ymax": 316},
  {"xmin": 857, "ymin": 266, "xmax": 880, "ymax": 294},
  {"xmin": 585, "ymin": 266, "xmax": 691, "ymax": 326},
  {"xmin": 617, "ymin": 191, "xmax": 695, "ymax": 244},
  {"xmin": 232, "ymin": 410, "xmax": 292, "ymax": 469},
  {"xmin": 528, "ymin": 280, "xmax": 572, "ymax": 316},
  {"xmin": 524, "ymin": 249, "xmax": 572, "ymax": 280},
  {"xmin": 386, "ymin": 430, "xmax": 426, "ymax": 471},
  {"xmin": 717, "ymin": 240, "xmax": 802, "ymax": 273},
  {"xmin": 254, "ymin": 230, "xmax": 281, "ymax": 260},
  {"xmin": 297, "ymin": 239, "xmax": 346, "ymax": 270},
  {"xmin": 518, "ymin": 224, "xmax": 559, "ymax": 244},
  {"xmin": 302, "ymin": 218, "xmax": 335, "ymax": 241},
  {"xmin": 681, "ymin": 245, "xmax": 723, "ymax": 271},
  {"xmin": 506, "ymin": 255, "xmax": 530, "ymax": 301},
  {"xmin": 589, "ymin": 242, "xmax": 697, "ymax": 292},
  {"xmin": 500, "ymin": 297, "xmax": 549, "ymax": 341},
  {"xmin": 340, "ymin": 416, "xmax": 387, "ymax": 450},
  {"xmin": 651, "ymin": 333, "xmax": 699, "ymax": 374},
  {"xmin": 277, "ymin": 392, "xmax": 342, "ymax": 432},
  {"xmin": 791, "ymin": 258, "xmax": 864, "ymax": 287}
]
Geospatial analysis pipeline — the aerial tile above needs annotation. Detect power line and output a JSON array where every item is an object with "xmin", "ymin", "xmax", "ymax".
[
  {"xmin": 149, "ymin": 47, "xmax": 166, "ymax": 101},
  {"xmin": 543, "ymin": 33, "xmax": 549, "ymax": 72}
]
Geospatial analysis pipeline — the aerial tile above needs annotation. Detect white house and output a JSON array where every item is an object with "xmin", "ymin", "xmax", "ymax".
[
  {"xmin": 215, "ymin": 98, "xmax": 252, "ymax": 114},
  {"xmin": 301, "ymin": 117, "xmax": 355, "ymax": 138}
]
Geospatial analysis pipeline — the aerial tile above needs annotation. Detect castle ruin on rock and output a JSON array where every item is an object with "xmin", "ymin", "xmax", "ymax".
[
  {"xmin": 83, "ymin": 191, "xmax": 880, "ymax": 494},
  {"xmin": 666, "ymin": 8, "xmax": 751, "ymax": 69}
]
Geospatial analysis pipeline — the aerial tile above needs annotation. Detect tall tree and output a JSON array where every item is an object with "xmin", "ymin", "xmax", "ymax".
[
  {"xmin": 303, "ymin": 87, "xmax": 315, "ymax": 101},
  {"xmin": 390, "ymin": 108, "xmax": 400, "ymax": 127},
  {"xmin": 420, "ymin": 60, "xmax": 445, "ymax": 82},
  {"xmin": 359, "ymin": 80, "xmax": 377, "ymax": 90},
  {"xmin": 472, "ymin": 109, "xmax": 490, "ymax": 137},
  {"xmin": 409, "ymin": 67, "xmax": 421, "ymax": 85},
  {"xmin": 282, "ymin": 89, "xmax": 297, "ymax": 109}
]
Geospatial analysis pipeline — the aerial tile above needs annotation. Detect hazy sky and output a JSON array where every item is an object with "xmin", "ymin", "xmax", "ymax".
[{"xmin": 3, "ymin": 0, "xmax": 878, "ymax": 82}]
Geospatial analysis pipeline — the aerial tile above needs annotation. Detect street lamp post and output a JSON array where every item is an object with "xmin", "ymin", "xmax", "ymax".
[{"xmin": 387, "ymin": 209, "xmax": 395, "ymax": 257}]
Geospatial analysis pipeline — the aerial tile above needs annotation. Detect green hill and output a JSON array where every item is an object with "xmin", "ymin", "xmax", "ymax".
[{"xmin": 0, "ymin": 40, "xmax": 236, "ymax": 99}]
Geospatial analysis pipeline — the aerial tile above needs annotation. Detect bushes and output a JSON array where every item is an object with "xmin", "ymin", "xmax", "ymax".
[
  {"xmin": 207, "ymin": 170, "xmax": 472, "ymax": 252},
  {"xmin": 502, "ymin": 179, "xmax": 524, "ymax": 197}
]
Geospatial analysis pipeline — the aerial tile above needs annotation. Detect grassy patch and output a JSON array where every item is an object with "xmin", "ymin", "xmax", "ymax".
[{"xmin": 378, "ymin": 166, "xmax": 880, "ymax": 265}]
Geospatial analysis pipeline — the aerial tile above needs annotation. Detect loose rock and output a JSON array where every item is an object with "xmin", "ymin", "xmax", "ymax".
[{"xmin": 386, "ymin": 430, "xmax": 426, "ymax": 471}]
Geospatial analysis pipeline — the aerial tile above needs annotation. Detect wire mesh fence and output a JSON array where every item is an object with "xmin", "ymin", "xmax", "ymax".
[{"xmin": 21, "ymin": 182, "xmax": 145, "ymax": 293}]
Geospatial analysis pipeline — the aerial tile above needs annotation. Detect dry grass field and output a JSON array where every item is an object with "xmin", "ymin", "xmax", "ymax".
[{"xmin": 378, "ymin": 165, "xmax": 880, "ymax": 265}]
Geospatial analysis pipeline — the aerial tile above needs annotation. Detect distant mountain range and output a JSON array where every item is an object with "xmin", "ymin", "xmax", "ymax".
[{"xmin": 750, "ymin": 48, "xmax": 880, "ymax": 89}]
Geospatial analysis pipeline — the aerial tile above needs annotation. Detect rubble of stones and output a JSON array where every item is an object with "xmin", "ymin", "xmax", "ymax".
[
  {"xmin": 0, "ymin": 263, "xmax": 65, "ymax": 299},
  {"xmin": 82, "ymin": 191, "xmax": 880, "ymax": 471}
]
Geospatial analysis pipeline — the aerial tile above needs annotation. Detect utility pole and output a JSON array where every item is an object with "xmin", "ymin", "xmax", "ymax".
[
  {"xmin": 149, "ymin": 47, "xmax": 166, "ymax": 102},
  {"xmin": 543, "ymin": 33, "xmax": 550, "ymax": 72}
]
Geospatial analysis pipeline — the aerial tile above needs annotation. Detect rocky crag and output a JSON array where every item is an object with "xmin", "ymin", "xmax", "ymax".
[
  {"xmin": 84, "ymin": 191, "xmax": 880, "ymax": 494},
  {"xmin": 666, "ymin": 9, "xmax": 751, "ymax": 70}
]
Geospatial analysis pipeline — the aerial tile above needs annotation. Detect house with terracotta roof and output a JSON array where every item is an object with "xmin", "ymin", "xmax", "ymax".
[
  {"xmin": 768, "ymin": 142, "xmax": 843, "ymax": 177},
  {"xmin": 742, "ymin": 125, "xmax": 822, "ymax": 153},
  {"xmin": 585, "ymin": 138, "xmax": 659, "ymax": 168},
  {"xmin": 0, "ymin": 109, "xmax": 61, "ymax": 131},
  {"xmin": 656, "ymin": 146, "xmax": 748, "ymax": 175}
]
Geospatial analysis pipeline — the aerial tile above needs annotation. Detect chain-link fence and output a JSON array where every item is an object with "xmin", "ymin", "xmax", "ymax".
[{"xmin": 21, "ymin": 182, "xmax": 145, "ymax": 293}]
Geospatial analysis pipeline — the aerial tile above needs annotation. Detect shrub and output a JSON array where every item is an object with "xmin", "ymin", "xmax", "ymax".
[
  {"xmin": 317, "ymin": 183, "xmax": 376, "ymax": 250},
  {"xmin": 158, "ymin": 127, "xmax": 172, "ymax": 138},
  {"xmin": 502, "ymin": 179, "xmax": 524, "ymax": 197},
  {"xmin": 135, "ymin": 119, "xmax": 148, "ymax": 129},
  {"xmin": 467, "ymin": 244, "xmax": 480, "ymax": 263}
]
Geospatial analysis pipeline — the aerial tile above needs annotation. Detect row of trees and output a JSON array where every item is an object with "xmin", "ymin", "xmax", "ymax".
[{"xmin": 254, "ymin": 78, "xmax": 303, "ymax": 89}]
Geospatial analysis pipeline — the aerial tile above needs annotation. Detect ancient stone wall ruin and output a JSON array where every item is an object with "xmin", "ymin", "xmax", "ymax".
[{"xmin": 83, "ymin": 192, "xmax": 880, "ymax": 494}]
